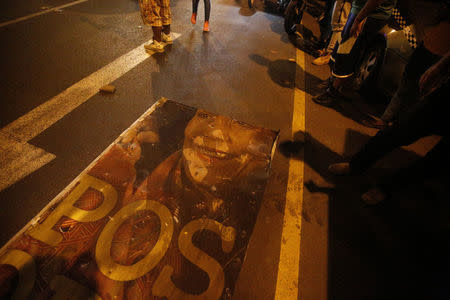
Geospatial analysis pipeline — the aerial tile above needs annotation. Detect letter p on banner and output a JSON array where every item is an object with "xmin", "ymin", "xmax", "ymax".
[{"xmin": 27, "ymin": 174, "xmax": 118, "ymax": 246}]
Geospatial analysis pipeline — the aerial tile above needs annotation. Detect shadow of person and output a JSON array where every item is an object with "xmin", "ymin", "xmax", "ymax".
[
  {"xmin": 278, "ymin": 127, "xmax": 449, "ymax": 298},
  {"xmin": 249, "ymin": 54, "xmax": 296, "ymax": 88},
  {"xmin": 249, "ymin": 54, "xmax": 330, "ymax": 94},
  {"xmin": 239, "ymin": 7, "xmax": 257, "ymax": 16},
  {"xmin": 278, "ymin": 128, "xmax": 427, "ymax": 184},
  {"xmin": 248, "ymin": 54, "xmax": 391, "ymax": 127}
]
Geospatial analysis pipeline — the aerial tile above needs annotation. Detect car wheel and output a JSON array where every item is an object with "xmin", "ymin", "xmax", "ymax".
[{"xmin": 354, "ymin": 41, "xmax": 385, "ymax": 91}]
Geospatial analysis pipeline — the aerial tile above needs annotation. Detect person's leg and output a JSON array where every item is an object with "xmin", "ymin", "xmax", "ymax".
[
  {"xmin": 328, "ymin": 0, "xmax": 351, "ymax": 52},
  {"xmin": 160, "ymin": 0, "xmax": 172, "ymax": 43},
  {"xmin": 192, "ymin": 0, "xmax": 200, "ymax": 24},
  {"xmin": 350, "ymin": 90, "xmax": 443, "ymax": 174},
  {"xmin": 381, "ymin": 44, "xmax": 441, "ymax": 123},
  {"xmin": 312, "ymin": 12, "xmax": 357, "ymax": 105},
  {"xmin": 317, "ymin": 0, "xmax": 334, "ymax": 50},
  {"xmin": 202, "ymin": 0, "xmax": 211, "ymax": 31},
  {"xmin": 313, "ymin": 0, "xmax": 350, "ymax": 66},
  {"xmin": 331, "ymin": 85, "xmax": 450, "ymax": 204},
  {"xmin": 314, "ymin": 16, "xmax": 388, "ymax": 105},
  {"xmin": 143, "ymin": 0, "xmax": 165, "ymax": 51},
  {"xmin": 204, "ymin": 0, "xmax": 210, "ymax": 21},
  {"xmin": 362, "ymin": 134, "xmax": 450, "ymax": 204},
  {"xmin": 335, "ymin": 17, "xmax": 386, "ymax": 86},
  {"xmin": 380, "ymin": 137, "xmax": 450, "ymax": 192}
]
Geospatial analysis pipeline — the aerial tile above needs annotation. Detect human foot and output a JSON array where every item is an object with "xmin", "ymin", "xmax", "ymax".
[{"xmin": 203, "ymin": 21, "xmax": 210, "ymax": 32}]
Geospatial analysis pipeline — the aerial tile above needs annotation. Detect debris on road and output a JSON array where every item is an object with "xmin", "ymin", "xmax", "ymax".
[{"xmin": 99, "ymin": 85, "xmax": 116, "ymax": 94}]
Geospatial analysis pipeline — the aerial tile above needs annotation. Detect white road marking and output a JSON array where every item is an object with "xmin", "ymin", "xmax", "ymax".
[
  {"xmin": 274, "ymin": 48, "xmax": 306, "ymax": 300},
  {"xmin": 0, "ymin": 134, "xmax": 56, "ymax": 191},
  {"xmin": 0, "ymin": 34, "xmax": 181, "ymax": 191},
  {"xmin": 0, "ymin": 0, "xmax": 89, "ymax": 28}
]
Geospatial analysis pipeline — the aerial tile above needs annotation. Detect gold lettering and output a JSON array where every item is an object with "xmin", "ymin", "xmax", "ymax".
[
  {"xmin": 0, "ymin": 249, "xmax": 36, "ymax": 300},
  {"xmin": 152, "ymin": 219, "xmax": 236, "ymax": 299},
  {"xmin": 28, "ymin": 174, "xmax": 118, "ymax": 246},
  {"xmin": 50, "ymin": 275, "xmax": 102, "ymax": 300},
  {"xmin": 95, "ymin": 200, "xmax": 173, "ymax": 281}
]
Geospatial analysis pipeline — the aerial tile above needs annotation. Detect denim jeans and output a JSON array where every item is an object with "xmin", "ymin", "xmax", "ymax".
[{"xmin": 327, "ymin": 0, "xmax": 351, "ymax": 53}]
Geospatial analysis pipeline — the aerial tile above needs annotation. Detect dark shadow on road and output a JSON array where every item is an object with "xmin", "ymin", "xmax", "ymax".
[
  {"xmin": 250, "ymin": 54, "xmax": 389, "ymax": 125},
  {"xmin": 278, "ymin": 128, "xmax": 450, "ymax": 299},
  {"xmin": 239, "ymin": 7, "xmax": 257, "ymax": 16},
  {"xmin": 249, "ymin": 54, "xmax": 297, "ymax": 88}
]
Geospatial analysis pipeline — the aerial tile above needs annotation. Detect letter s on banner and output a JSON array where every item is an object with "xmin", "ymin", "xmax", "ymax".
[
  {"xmin": 27, "ymin": 174, "xmax": 118, "ymax": 246},
  {"xmin": 95, "ymin": 199, "xmax": 174, "ymax": 281},
  {"xmin": 152, "ymin": 218, "xmax": 236, "ymax": 299}
]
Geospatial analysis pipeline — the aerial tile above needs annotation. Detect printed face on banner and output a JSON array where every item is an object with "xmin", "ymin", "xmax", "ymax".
[{"xmin": 0, "ymin": 100, "xmax": 278, "ymax": 300}]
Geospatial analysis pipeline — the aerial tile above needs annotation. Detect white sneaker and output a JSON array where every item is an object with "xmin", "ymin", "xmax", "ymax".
[
  {"xmin": 144, "ymin": 40, "xmax": 164, "ymax": 52},
  {"xmin": 162, "ymin": 32, "xmax": 173, "ymax": 44}
]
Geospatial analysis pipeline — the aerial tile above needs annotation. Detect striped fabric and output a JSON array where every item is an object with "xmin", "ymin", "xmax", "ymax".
[{"xmin": 392, "ymin": 8, "xmax": 418, "ymax": 49}]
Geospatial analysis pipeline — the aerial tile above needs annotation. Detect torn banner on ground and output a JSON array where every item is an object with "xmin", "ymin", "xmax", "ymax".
[{"xmin": 0, "ymin": 99, "xmax": 278, "ymax": 299}]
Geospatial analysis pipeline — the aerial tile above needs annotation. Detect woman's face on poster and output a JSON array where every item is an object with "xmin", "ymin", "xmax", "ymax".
[{"xmin": 182, "ymin": 110, "xmax": 271, "ymax": 190}]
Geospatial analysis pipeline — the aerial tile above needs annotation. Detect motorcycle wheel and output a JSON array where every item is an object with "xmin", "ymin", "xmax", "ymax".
[
  {"xmin": 284, "ymin": 0, "xmax": 303, "ymax": 35},
  {"xmin": 248, "ymin": 0, "xmax": 254, "ymax": 8},
  {"xmin": 278, "ymin": 0, "xmax": 289, "ymax": 13},
  {"xmin": 354, "ymin": 40, "xmax": 385, "ymax": 92}
]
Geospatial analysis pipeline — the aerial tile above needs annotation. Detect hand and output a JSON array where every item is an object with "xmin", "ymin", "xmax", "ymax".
[
  {"xmin": 350, "ymin": 18, "xmax": 366, "ymax": 37},
  {"xmin": 419, "ymin": 60, "xmax": 445, "ymax": 96}
]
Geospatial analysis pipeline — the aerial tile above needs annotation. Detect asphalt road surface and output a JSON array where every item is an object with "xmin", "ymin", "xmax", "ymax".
[{"xmin": 1, "ymin": 0, "xmax": 448, "ymax": 299}]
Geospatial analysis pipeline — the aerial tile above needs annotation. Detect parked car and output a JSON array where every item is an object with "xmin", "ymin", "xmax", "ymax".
[
  {"xmin": 354, "ymin": 22, "xmax": 414, "ymax": 98},
  {"xmin": 284, "ymin": 2, "xmax": 415, "ymax": 99}
]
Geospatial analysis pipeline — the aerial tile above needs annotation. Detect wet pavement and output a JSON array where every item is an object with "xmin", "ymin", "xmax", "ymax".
[{"xmin": 1, "ymin": 0, "xmax": 449, "ymax": 299}]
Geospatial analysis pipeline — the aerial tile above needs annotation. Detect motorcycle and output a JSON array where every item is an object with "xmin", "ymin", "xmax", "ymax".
[{"xmin": 248, "ymin": 0, "xmax": 291, "ymax": 13}]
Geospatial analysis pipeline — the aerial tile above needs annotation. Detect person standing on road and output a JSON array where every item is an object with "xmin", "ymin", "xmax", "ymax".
[
  {"xmin": 191, "ymin": 0, "xmax": 211, "ymax": 32},
  {"xmin": 313, "ymin": 0, "xmax": 396, "ymax": 105},
  {"xmin": 313, "ymin": 0, "xmax": 352, "ymax": 66},
  {"xmin": 139, "ymin": 0, "xmax": 173, "ymax": 52},
  {"xmin": 327, "ymin": 47, "xmax": 450, "ymax": 204},
  {"xmin": 363, "ymin": 0, "xmax": 450, "ymax": 128}
]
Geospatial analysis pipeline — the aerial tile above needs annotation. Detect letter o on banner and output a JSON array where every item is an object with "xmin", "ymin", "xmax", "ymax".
[{"xmin": 95, "ymin": 200, "xmax": 174, "ymax": 281}]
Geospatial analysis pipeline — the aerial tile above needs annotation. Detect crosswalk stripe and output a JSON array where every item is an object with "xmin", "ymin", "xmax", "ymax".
[{"xmin": 0, "ymin": 34, "xmax": 181, "ymax": 191}]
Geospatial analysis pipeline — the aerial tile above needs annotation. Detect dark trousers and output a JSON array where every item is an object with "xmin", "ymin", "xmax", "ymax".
[
  {"xmin": 193, "ymin": 0, "xmax": 211, "ymax": 21},
  {"xmin": 381, "ymin": 44, "xmax": 441, "ymax": 122},
  {"xmin": 318, "ymin": 0, "xmax": 335, "ymax": 46},
  {"xmin": 350, "ymin": 83, "xmax": 450, "ymax": 184}
]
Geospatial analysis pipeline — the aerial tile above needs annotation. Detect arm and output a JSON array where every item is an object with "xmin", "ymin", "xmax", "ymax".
[
  {"xmin": 350, "ymin": 0, "xmax": 385, "ymax": 36},
  {"xmin": 356, "ymin": 0, "xmax": 385, "ymax": 22},
  {"xmin": 419, "ymin": 50, "xmax": 450, "ymax": 96}
]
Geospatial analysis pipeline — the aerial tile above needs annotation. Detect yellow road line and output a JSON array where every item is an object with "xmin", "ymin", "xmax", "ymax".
[{"xmin": 274, "ymin": 48, "xmax": 305, "ymax": 300}]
